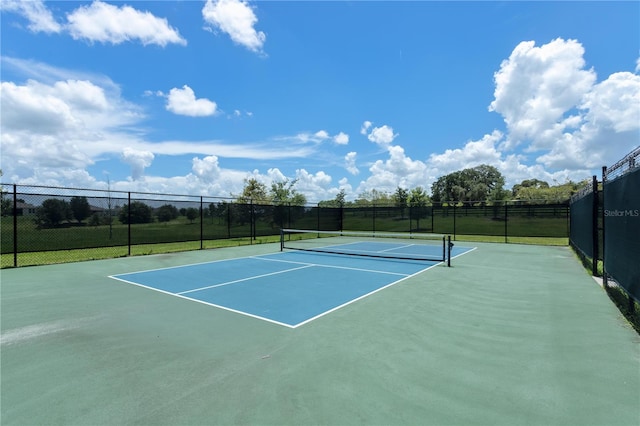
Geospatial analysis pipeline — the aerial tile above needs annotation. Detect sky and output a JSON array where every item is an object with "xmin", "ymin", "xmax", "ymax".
[{"xmin": 1, "ymin": 0, "xmax": 639, "ymax": 203}]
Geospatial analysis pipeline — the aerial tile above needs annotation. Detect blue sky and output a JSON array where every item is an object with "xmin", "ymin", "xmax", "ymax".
[{"xmin": 1, "ymin": 1, "xmax": 639, "ymax": 202}]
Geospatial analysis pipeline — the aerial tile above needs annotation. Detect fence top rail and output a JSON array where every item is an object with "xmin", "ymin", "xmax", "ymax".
[
  {"xmin": 570, "ymin": 179, "xmax": 595, "ymax": 204},
  {"xmin": 604, "ymin": 146, "xmax": 640, "ymax": 181},
  {"xmin": 1, "ymin": 183, "xmax": 237, "ymax": 203},
  {"xmin": 2, "ymin": 182, "xmax": 570, "ymax": 209}
]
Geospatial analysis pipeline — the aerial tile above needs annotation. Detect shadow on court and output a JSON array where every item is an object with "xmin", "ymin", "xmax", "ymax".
[{"xmin": 2, "ymin": 242, "xmax": 638, "ymax": 425}]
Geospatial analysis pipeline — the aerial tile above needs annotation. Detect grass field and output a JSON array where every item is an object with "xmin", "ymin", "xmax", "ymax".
[{"xmin": 2, "ymin": 207, "xmax": 569, "ymax": 268}]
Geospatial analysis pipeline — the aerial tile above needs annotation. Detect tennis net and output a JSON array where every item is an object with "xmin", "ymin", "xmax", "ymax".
[{"xmin": 280, "ymin": 229, "xmax": 453, "ymax": 265}]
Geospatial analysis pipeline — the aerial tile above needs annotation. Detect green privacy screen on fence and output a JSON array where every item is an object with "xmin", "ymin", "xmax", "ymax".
[
  {"xmin": 570, "ymin": 189, "xmax": 595, "ymax": 259},
  {"xmin": 604, "ymin": 166, "xmax": 640, "ymax": 302}
]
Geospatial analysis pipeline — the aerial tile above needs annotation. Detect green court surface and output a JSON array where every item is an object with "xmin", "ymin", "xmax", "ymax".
[{"xmin": 1, "ymin": 242, "xmax": 638, "ymax": 425}]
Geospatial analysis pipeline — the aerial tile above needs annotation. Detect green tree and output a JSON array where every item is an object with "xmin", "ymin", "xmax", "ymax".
[
  {"xmin": 89, "ymin": 213, "xmax": 102, "ymax": 227},
  {"xmin": 270, "ymin": 179, "xmax": 307, "ymax": 206},
  {"xmin": 318, "ymin": 189, "xmax": 347, "ymax": 208},
  {"xmin": 0, "ymin": 170, "xmax": 11, "ymax": 217},
  {"xmin": 69, "ymin": 196, "xmax": 92, "ymax": 224},
  {"xmin": 409, "ymin": 186, "xmax": 430, "ymax": 231},
  {"xmin": 356, "ymin": 189, "xmax": 391, "ymax": 206},
  {"xmin": 393, "ymin": 187, "xmax": 409, "ymax": 218},
  {"xmin": 431, "ymin": 164, "xmax": 505, "ymax": 204},
  {"xmin": 185, "ymin": 207, "xmax": 199, "ymax": 223},
  {"xmin": 235, "ymin": 178, "xmax": 270, "ymax": 204},
  {"xmin": 34, "ymin": 198, "xmax": 72, "ymax": 227},
  {"xmin": 157, "ymin": 204, "xmax": 179, "ymax": 222},
  {"xmin": 234, "ymin": 178, "xmax": 270, "ymax": 227},
  {"xmin": 334, "ymin": 189, "xmax": 346, "ymax": 207},
  {"xmin": 119, "ymin": 201, "xmax": 153, "ymax": 224},
  {"xmin": 270, "ymin": 179, "xmax": 307, "ymax": 228},
  {"xmin": 512, "ymin": 179, "xmax": 586, "ymax": 204}
]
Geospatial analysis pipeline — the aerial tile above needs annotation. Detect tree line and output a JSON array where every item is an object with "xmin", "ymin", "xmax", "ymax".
[
  {"xmin": 316, "ymin": 164, "xmax": 586, "ymax": 208},
  {"xmin": 2, "ymin": 165, "xmax": 587, "ymax": 228}
]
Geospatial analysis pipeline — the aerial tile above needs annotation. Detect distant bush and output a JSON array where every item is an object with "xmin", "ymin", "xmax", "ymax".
[
  {"xmin": 34, "ymin": 198, "xmax": 72, "ymax": 228},
  {"xmin": 119, "ymin": 201, "xmax": 154, "ymax": 224},
  {"xmin": 157, "ymin": 204, "xmax": 179, "ymax": 222}
]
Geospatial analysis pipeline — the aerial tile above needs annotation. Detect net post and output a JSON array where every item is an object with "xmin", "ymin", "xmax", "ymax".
[
  {"xmin": 280, "ymin": 228, "xmax": 284, "ymax": 251},
  {"xmin": 447, "ymin": 235, "xmax": 453, "ymax": 267}
]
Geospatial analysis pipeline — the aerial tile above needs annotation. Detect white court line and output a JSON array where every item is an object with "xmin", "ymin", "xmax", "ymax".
[
  {"xmin": 108, "ymin": 248, "xmax": 463, "ymax": 329},
  {"xmin": 292, "ymin": 261, "xmax": 442, "ymax": 328},
  {"xmin": 287, "ymin": 242, "xmax": 443, "ymax": 259},
  {"xmin": 379, "ymin": 243, "xmax": 415, "ymax": 253},
  {"xmin": 255, "ymin": 255, "xmax": 412, "ymax": 277},
  {"xmin": 178, "ymin": 264, "xmax": 314, "ymax": 295},
  {"xmin": 109, "ymin": 275, "xmax": 296, "ymax": 328}
]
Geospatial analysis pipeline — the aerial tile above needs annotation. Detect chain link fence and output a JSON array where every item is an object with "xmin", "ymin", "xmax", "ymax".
[
  {"xmin": 569, "ymin": 146, "xmax": 639, "ymax": 323},
  {"xmin": 2, "ymin": 184, "xmax": 569, "ymax": 268}
]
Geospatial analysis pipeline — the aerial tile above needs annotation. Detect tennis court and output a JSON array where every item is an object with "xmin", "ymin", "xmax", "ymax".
[
  {"xmin": 110, "ymin": 236, "xmax": 472, "ymax": 328},
  {"xmin": 2, "ymin": 239, "xmax": 639, "ymax": 425}
]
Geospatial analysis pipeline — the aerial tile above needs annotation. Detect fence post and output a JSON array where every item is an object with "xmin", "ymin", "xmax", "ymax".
[
  {"xmin": 591, "ymin": 175, "xmax": 599, "ymax": 276},
  {"xmin": 227, "ymin": 203, "xmax": 231, "ymax": 239},
  {"xmin": 504, "ymin": 202, "xmax": 508, "ymax": 244},
  {"xmin": 200, "ymin": 196, "xmax": 204, "ymax": 250},
  {"xmin": 373, "ymin": 203, "xmax": 376, "ymax": 234},
  {"xmin": 127, "ymin": 192, "xmax": 131, "ymax": 256},
  {"xmin": 250, "ymin": 199, "xmax": 254, "ymax": 243},
  {"xmin": 431, "ymin": 204, "xmax": 434, "ymax": 232},
  {"xmin": 601, "ymin": 166, "xmax": 607, "ymax": 287},
  {"xmin": 13, "ymin": 184, "xmax": 17, "ymax": 267},
  {"xmin": 453, "ymin": 203, "xmax": 456, "ymax": 241}
]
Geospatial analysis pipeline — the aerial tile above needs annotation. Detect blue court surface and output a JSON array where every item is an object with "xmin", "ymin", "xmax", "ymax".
[{"xmin": 110, "ymin": 244, "xmax": 473, "ymax": 328}]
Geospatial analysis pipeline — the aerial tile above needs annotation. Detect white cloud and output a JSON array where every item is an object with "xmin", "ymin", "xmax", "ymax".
[
  {"xmin": 314, "ymin": 130, "xmax": 330, "ymax": 140},
  {"xmin": 345, "ymin": 152, "xmax": 359, "ymax": 175},
  {"xmin": 294, "ymin": 169, "xmax": 334, "ymax": 201},
  {"xmin": 121, "ymin": 147, "xmax": 154, "ymax": 180},
  {"xmin": 296, "ymin": 130, "xmax": 350, "ymax": 145},
  {"xmin": 1, "ymin": 0, "xmax": 62, "ymax": 33},
  {"xmin": 367, "ymin": 125, "xmax": 397, "ymax": 146},
  {"xmin": 202, "ymin": 0, "xmax": 266, "ymax": 53},
  {"xmin": 486, "ymin": 38, "xmax": 640, "ymax": 176},
  {"xmin": 424, "ymin": 131, "xmax": 591, "ymax": 188},
  {"xmin": 427, "ymin": 131, "xmax": 504, "ymax": 173},
  {"xmin": 333, "ymin": 132, "xmax": 349, "ymax": 145},
  {"xmin": 0, "ymin": 77, "xmax": 142, "ymax": 179},
  {"xmin": 489, "ymin": 38, "xmax": 596, "ymax": 150},
  {"xmin": 360, "ymin": 120, "xmax": 372, "ymax": 135},
  {"xmin": 191, "ymin": 155, "xmax": 221, "ymax": 183},
  {"xmin": 66, "ymin": 1, "xmax": 186, "ymax": 47},
  {"xmin": 581, "ymin": 72, "xmax": 640, "ymax": 133},
  {"xmin": 636, "ymin": 57, "xmax": 640, "ymax": 73},
  {"xmin": 357, "ymin": 145, "xmax": 429, "ymax": 195},
  {"xmin": 166, "ymin": 85, "xmax": 218, "ymax": 117},
  {"xmin": 0, "ymin": 65, "xmax": 319, "ymax": 189},
  {"xmin": 531, "ymin": 71, "xmax": 640, "ymax": 170}
]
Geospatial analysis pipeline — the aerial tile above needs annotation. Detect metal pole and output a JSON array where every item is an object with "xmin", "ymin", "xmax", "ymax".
[
  {"xmin": 601, "ymin": 166, "xmax": 607, "ymax": 287},
  {"xmin": 453, "ymin": 203, "xmax": 456, "ymax": 241},
  {"xmin": 13, "ymin": 184, "xmax": 17, "ymax": 267},
  {"xmin": 504, "ymin": 203, "xmax": 508, "ymax": 244},
  {"xmin": 127, "ymin": 192, "xmax": 131, "ymax": 256},
  {"xmin": 591, "ymin": 176, "xmax": 599, "ymax": 276}
]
